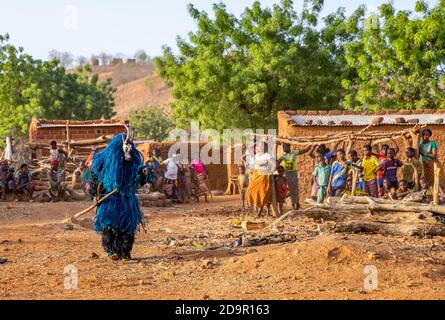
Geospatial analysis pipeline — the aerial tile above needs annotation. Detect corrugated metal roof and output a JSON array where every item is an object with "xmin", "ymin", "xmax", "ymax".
[
  {"xmin": 37, "ymin": 123, "xmax": 125, "ymax": 128},
  {"xmin": 32, "ymin": 118, "xmax": 126, "ymax": 129},
  {"xmin": 291, "ymin": 114, "xmax": 444, "ymax": 127}
]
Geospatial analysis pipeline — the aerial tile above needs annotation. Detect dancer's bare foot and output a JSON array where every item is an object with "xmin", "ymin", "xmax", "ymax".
[{"xmin": 110, "ymin": 253, "xmax": 120, "ymax": 261}]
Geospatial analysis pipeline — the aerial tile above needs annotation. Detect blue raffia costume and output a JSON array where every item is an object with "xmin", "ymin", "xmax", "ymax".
[{"xmin": 90, "ymin": 132, "xmax": 150, "ymax": 260}]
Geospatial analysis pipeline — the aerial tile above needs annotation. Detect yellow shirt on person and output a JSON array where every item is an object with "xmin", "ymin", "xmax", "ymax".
[{"xmin": 362, "ymin": 156, "xmax": 380, "ymax": 182}]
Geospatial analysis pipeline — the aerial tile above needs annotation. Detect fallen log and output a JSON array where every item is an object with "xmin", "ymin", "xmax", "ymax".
[
  {"xmin": 264, "ymin": 207, "xmax": 361, "ymax": 233},
  {"xmin": 307, "ymin": 197, "xmax": 445, "ymax": 216},
  {"xmin": 334, "ymin": 195, "xmax": 420, "ymax": 205},
  {"xmin": 140, "ymin": 199, "xmax": 172, "ymax": 207},
  {"xmin": 27, "ymin": 143, "xmax": 63, "ymax": 149},
  {"xmin": 72, "ymin": 144, "xmax": 108, "ymax": 152},
  {"xmin": 63, "ymin": 135, "xmax": 114, "ymax": 147},
  {"xmin": 67, "ymin": 189, "xmax": 88, "ymax": 201},
  {"xmin": 334, "ymin": 221, "xmax": 445, "ymax": 237},
  {"xmin": 339, "ymin": 195, "xmax": 445, "ymax": 216},
  {"xmin": 137, "ymin": 192, "xmax": 166, "ymax": 201},
  {"xmin": 269, "ymin": 206, "xmax": 436, "ymax": 226}
]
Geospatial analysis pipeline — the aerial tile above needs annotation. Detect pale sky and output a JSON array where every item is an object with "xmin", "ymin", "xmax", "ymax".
[{"xmin": 0, "ymin": 0, "xmax": 438, "ymax": 60}]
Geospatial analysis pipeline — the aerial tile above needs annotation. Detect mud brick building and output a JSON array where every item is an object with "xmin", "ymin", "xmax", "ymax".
[
  {"xmin": 138, "ymin": 141, "xmax": 238, "ymax": 192},
  {"xmin": 278, "ymin": 109, "xmax": 445, "ymax": 201},
  {"xmin": 29, "ymin": 118, "xmax": 126, "ymax": 143}
]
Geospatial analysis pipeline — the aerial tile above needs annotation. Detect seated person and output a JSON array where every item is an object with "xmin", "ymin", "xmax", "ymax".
[
  {"xmin": 401, "ymin": 147, "xmax": 423, "ymax": 191},
  {"xmin": 342, "ymin": 177, "xmax": 368, "ymax": 196},
  {"xmin": 419, "ymin": 176, "xmax": 445, "ymax": 204},
  {"xmin": 0, "ymin": 160, "xmax": 14, "ymax": 201},
  {"xmin": 381, "ymin": 178, "xmax": 397, "ymax": 200},
  {"xmin": 13, "ymin": 164, "xmax": 35, "ymax": 201},
  {"xmin": 71, "ymin": 161, "xmax": 86, "ymax": 190},
  {"xmin": 47, "ymin": 160, "xmax": 68, "ymax": 202},
  {"xmin": 396, "ymin": 179, "xmax": 412, "ymax": 200}
]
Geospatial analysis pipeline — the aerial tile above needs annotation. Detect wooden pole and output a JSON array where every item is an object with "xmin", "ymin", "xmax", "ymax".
[
  {"xmin": 66, "ymin": 121, "xmax": 71, "ymax": 154},
  {"xmin": 248, "ymin": 125, "xmax": 425, "ymax": 147},
  {"xmin": 412, "ymin": 163, "xmax": 420, "ymax": 192},
  {"xmin": 351, "ymin": 169, "xmax": 358, "ymax": 196},
  {"xmin": 433, "ymin": 162, "xmax": 440, "ymax": 206}
]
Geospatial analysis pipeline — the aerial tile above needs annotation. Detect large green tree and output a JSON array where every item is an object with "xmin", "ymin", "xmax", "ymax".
[
  {"xmin": 342, "ymin": 0, "xmax": 445, "ymax": 110},
  {"xmin": 0, "ymin": 34, "xmax": 115, "ymax": 137},
  {"xmin": 129, "ymin": 107, "xmax": 174, "ymax": 141},
  {"xmin": 155, "ymin": 0, "xmax": 362, "ymax": 130}
]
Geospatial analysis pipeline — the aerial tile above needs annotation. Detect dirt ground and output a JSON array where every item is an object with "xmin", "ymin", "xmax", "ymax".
[{"xmin": 0, "ymin": 195, "xmax": 444, "ymax": 300}]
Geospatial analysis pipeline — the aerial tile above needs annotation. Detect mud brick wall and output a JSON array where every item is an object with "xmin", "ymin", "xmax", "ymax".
[
  {"xmin": 137, "ymin": 141, "xmax": 236, "ymax": 191},
  {"xmin": 278, "ymin": 110, "xmax": 445, "ymax": 201},
  {"xmin": 29, "ymin": 126, "xmax": 125, "ymax": 143}
]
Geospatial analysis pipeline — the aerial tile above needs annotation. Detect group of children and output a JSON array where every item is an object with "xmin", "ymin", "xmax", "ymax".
[
  {"xmin": 236, "ymin": 128, "xmax": 441, "ymax": 215},
  {"xmin": 312, "ymin": 137, "xmax": 434, "ymax": 204}
]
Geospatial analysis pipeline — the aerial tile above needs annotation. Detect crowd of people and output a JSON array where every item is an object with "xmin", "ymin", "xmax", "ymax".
[
  {"xmin": 142, "ymin": 149, "xmax": 211, "ymax": 203},
  {"xmin": 0, "ymin": 140, "xmax": 214, "ymax": 204},
  {"xmin": 1, "ymin": 128, "xmax": 442, "ymax": 212},
  {"xmin": 241, "ymin": 128, "xmax": 443, "ymax": 216},
  {"xmin": 0, "ymin": 140, "xmax": 78, "ymax": 202}
]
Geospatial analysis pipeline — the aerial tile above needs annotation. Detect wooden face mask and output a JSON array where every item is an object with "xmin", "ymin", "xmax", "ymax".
[{"xmin": 122, "ymin": 126, "xmax": 134, "ymax": 162}]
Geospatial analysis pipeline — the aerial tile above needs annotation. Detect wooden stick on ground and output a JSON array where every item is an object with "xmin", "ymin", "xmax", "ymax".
[{"xmin": 62, "ymin": 189, "xmax": 118, "ymax": 223}]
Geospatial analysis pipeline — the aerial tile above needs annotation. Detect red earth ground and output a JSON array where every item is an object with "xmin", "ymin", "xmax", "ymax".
[{"xmin": 0, "ymin": 195, "xmax": 444, "ymax": 300}]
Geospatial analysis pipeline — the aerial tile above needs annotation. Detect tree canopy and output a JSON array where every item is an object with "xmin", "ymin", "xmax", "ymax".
[
  {"xmin": 0, "ymin": 34, "xmax": 115, "ymax": 137},
  {"xmin": 129, "ymin": 107, "xmax": 175, "ymax": 141},
  {"xmin": 155, "ymin": 0, "xmax": 445, "ymax": 130},
  {"xmin": 342, "ymin": 0, "xmax": 445, "ymax": 110},
  {"xmin": 154, "ymin": 0, "xmax": 363, "ymax": 130}
]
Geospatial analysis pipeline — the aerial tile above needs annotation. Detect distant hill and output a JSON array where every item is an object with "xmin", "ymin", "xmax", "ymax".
[{"xmin": 84, "ymin": 64, "xmax": 173, "ymax": 120}]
